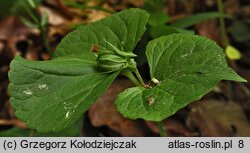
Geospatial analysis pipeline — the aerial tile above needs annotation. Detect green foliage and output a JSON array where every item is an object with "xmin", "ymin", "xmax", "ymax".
[
  {"xmin": 116, "ymin": 34, "xmax": 245, "ymax": 121},
  {"xmin": 11, "ymin": 0, "xmax": 47, "ymax": 28},
  {"xmin": 8, "ymin": 8, "xmax": 246, "ymax": 133},
  {"xmin": 0, "ymin": 0, "xmax": 17, "ymax": 15},
  {"xmin": 143, "ymin": 0, "xmax": 195, "ymax": 39},
  {"xmin": 172, "ymin": 12, "xmax": 232, "ymax": 28},
  {"xmin": 146, "ymin": 11, "xmax": 230, "ymax": 38},
  {"xmin": 149, "ymin": 25, "xmax": 195, "ymax": 39},
  {"xmin": 229, "ymin": 21, "xmax": 250, "ymax": 42},
  {"xmin": 0, "ymin": 0, "xmax": 43, "ymax": 16},
  {"xmin": 144, "ymin": 0, "xmax": 164, "ymax": 13},
  {"xmin": 148, "ymin": 12, "xmax": 170, "ymax": 27},
  {"xmin": 1, "ymin": 0, "xmax": 50, "ymax": 52},
  {"xmin": 143, "ymin": 2, "xmax": 228, "ymax": 39},
  {"xmin": 149, "ymin": 25, "xmax": 179, "ymax": 38},
  {"xmin": 9, "ymin": 54, "xmax": 118, "ymax": 132}
]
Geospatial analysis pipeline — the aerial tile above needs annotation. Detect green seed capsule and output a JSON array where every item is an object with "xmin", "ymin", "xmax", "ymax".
[
  {"xmin": 96, "ymin": 40, "xmax": 137, "ymax": 72},
  {"xmin": 97, "ymin": 52, "xmax": 128, "ymax": 72}
]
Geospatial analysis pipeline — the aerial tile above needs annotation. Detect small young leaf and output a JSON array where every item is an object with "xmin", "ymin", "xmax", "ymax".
[
  {"xmin": 0, "ymin": 0, "xmax": 43, "ymax": 16},
  {"xmin": 27, "ymin": 0, "xmax": 37, "ymax": 9},
  {"xmin": 40, "ymin": 12, "xmax": 48, "ymax": 27},
  {"xmin": 149, "ymin": 25, "xmax": 179, "ymax": 38},
  {"xmin": 54, "ymin": 8, "xmax": 149, "ymax": 58},
  {"xmin": 172, "ymin": 12, "xmax": 232, "ymax": 28},
  {"xmin": 225, "ymin": 45, "xmax": 241, "ymax": 60},
  {"xmin": 116, "ymin": 34, "xmax": 246, "ymax": 121},
  {"xmin": 144, "ymin": 0, "xmax": 164, "ymax": 13},
  {"xmin": 11, "ymin": 0, "xmax": 42, "ymax": 15},
  {"xmin": 0, "ymin": 0, "xmax": 17, "ymax": 15},
  {"xmin": 229, "ymin": 21, "xmax": 250, "ymax": 42},
  {"xmin": 20, "ymin": 16, "xmax": 37, "ymax": 28},
  {"xmin": 9, "ymin": 54, "xmax": 118, "ymax": 132},
  {"xmin": 148, "ymin": 12, "xmax": 169, "ymax": 27},
  {"xmin": 149, "ymin": 25, "xmax": 194, "ymax": 39}
]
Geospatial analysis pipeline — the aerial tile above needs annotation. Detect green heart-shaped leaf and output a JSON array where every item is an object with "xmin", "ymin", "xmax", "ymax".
[
  {"xmin": 115, "ymin": 34, "xmax": 246, "ymax": 121},
  {"xmin": 9, "ymin": 54, "xmax": 118, "ymax": 132},
  {"xmin": 54, "ymin": 8, "xmax": 149, "ymax": 58}
]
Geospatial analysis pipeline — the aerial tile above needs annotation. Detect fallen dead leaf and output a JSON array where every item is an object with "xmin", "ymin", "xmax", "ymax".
[
  {"xmin": 42, "ymin": 4, "xmax": 88, "ymax": 45},
  {"xmin": 0, "ymin": 119, "xmax": 27, "ymax": 129},
  {"xmin": 127, "ymin": 0, "xmax": 144, "ymax": 7},
  {"xmin": 45, "ymin": 0, "xmax": 74, "ymax": 20},
  {"xmin": 39, "ymin": 6, "xmax": 68, "ymax": 26},
  {"xmin": 0, "ymin": 17, "xmax": 33, "ymax": 58},
  {"xmin": 146, "ymin": 119, "xmax": 198, "ymax": 137},
  {"xmin": 0, "ymin": 41, "xmax": 4, "ymax": 54},
  {"xmin": 204, "ymin": 0, "xmax": 216, "ymax": 7},
  {"xmin": 88, "ymin": 78, "xmax": 149, "ymax": 136},
  {"xmin": 187, "ymin": 100, "xmax": 250, "ymax": 136},
  {"xmin": 224, "ymin": 0, "xmax": 240, "ymax": 16},
  {"xmin": 87, "ymin": 10, "xmax": 111, "ymax": 22},
  {"xmin": 196, "ymin": 20, "xmax": 221, "ymax": 44},
  {"xmin": 0, "ymin": 17, "xmax": 30, "ymax": 40}
]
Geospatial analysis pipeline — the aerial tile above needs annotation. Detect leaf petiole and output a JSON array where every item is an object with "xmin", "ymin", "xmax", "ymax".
[
  {"xmin": 121, "ymin": 70, "xmax": 142, "ymax": 87},
  {"xmin": 134, "ymin": 68, "xmax": 146, "ymax": 87},
  {"xmin": 156, "ymin": 121, "xmax": 167, "ymax": 137}
]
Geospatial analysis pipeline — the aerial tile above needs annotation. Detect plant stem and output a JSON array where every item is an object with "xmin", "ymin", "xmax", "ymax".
[
  {"xmin": 23, "ymin": 1, "xmax": 51, "ymax": 56},
  {"xmin": 22, "ymin": 3, "xmax": 39, "ymax": 24},
  {"xmin": 122, "ymin": 70, "xmax": 142, "ymax": 87},
  {"xmin": 217, "ymin": 0, "xmax": 229, "ymax": 47},
  {"xmin": 40, "ymin": 27, "xmax": 51, "ymax": 55},
  {"xmin": 156, "ymin": 121, "xmax": 167, "ymax": 137},
  {"xmin": 29, "ymin": 129, "xmax": 35, "ymax": 137},
  {"xmin": 134, "ymin": 68, "xmax": 146, "ymax": 87}
]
